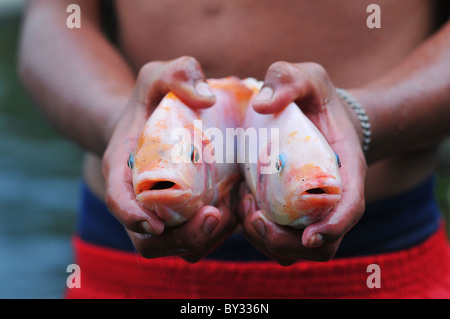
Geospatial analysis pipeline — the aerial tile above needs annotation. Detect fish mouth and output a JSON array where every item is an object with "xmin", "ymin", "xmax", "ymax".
[
  {"xmin": 134, "ymin": 172, "xmax": 191, "ymax": 201},
  {"xmin": 134, "ymin": 172, "xmax": 194, "ymax": 225},
  {"xmin": 296, "ymin": 178, "xmax": 342, "ymax": 199},
  {"xmin": 287, "ymin": 178, "xmax": 342, "ymax": 228},
  {"xmin": 138, "ymin": 180, "xmax": 179, "ymax": 192}
]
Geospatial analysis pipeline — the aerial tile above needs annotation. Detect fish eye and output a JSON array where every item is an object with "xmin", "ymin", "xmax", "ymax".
[
  {"xmin": 335, "ymin": 152, "xmax": 341, "ymax": 168},
  {"xmin": 275, "ymin": 154, "xmax": 286, "ymax": 173},
  {"xmin": 190, "ymin": 145, "xmax": 200, "ymax": 163},
  {"xmin": 127, "ymin": 152, "xmax": 134, "ymax": 170}
]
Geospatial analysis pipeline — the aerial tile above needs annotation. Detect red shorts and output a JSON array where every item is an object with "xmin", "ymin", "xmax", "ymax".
[{"xmin": 65, "ymin": 226, "xmax": 450, "ymax": 299}]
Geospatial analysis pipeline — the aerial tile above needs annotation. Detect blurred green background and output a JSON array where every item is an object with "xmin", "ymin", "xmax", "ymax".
[
  {"xmin": 0, "ymin": 2, "xmax": 82, "ymax": 298},
  {"xmin": 0, "ymin": 2, "xmax": 449, "ymax": 299}
]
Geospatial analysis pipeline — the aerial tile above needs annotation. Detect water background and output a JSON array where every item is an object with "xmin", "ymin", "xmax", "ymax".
[{"xmin": 1, "ymin": 4, "xmax": 449, "ymax": 299}]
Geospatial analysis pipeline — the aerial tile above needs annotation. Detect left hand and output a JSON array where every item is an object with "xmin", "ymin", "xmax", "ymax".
[{"xmin": 237, "ymin": 61, "xmax": 367, "ymax": 264}]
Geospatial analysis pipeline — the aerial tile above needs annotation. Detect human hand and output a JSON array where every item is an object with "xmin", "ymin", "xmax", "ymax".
[
  {"xmin": 238, "ymin": 62, "xmax": 367, "ymax": 264},
  {"xmin": 102, "ymin": 56, "xmax": 238, "ymax": 262}
]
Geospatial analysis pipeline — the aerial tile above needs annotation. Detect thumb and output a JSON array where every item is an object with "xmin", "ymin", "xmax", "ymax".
[
  {"xmin": 252, "ymin": 61, "xmax": 329, "ymax": 114},
  {"xmin": 136, "ymin": 56, "xmax": 216, "ymax": 110}
]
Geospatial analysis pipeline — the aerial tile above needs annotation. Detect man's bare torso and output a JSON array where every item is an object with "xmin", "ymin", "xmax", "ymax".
[{"xmin": 85, "ymin": 0, "xmax": 446, "ymax": 203}]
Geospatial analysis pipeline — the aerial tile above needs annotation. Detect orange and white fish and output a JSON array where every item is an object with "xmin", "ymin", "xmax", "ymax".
[
  {"xmin": 239, "ymin": 78, "xmax": 342, "ymax": 228},
  {"xmin": 128, "ymin": 77, "xmax": 249, "ymax": 226},
  {"xmin": 129, "ymin": 76, "xmax": 342, "ymax": 228}
]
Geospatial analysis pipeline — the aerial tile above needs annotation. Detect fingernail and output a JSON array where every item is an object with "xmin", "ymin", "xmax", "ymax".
[
  {"xmin": 203, "ymin": 216, "xmax": 218, "ymax": 235},
  {"xmin": 307, "ymin": 233, "xmax": 324, "ymax": 248},
  {"xmin": 252, "ymin": 218, "xmax": 266, "ymax": 237},
  {"xmin": 195, "ymin": 81, "xmax": 215, "ymax": 97},
  {"xmin": 254, "ymin": 86, "xmax": 273, "ymax": 102},
  {"xmin": 140, "ymin": 221, "xmax": 154, "ymax": 234}
]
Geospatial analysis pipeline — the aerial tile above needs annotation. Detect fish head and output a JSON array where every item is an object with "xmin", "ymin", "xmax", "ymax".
[
  {"xmin": 256, "ymin": 123, "xmax": 343, "ymax": 228},
  {"xmin": 129, "ymin": 94, "xmax": 213, "ymax": 226}
]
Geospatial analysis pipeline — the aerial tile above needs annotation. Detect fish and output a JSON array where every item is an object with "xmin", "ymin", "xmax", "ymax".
[
  {"xmin": 129, "ymin": 76, "xmax": 342, "ymax": 229},
  {"xmin": 128, "ymin": 77, "xmax": 249, "ymax": 226},
  {"xmin": 239, "ymin": 78, "xmax": 342, "ymax": 228}
]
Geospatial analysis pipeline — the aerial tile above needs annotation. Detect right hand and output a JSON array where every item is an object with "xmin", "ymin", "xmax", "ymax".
[{"xmin": 102, "ymin": 56, "xmax": 238, "ymax": 262}]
